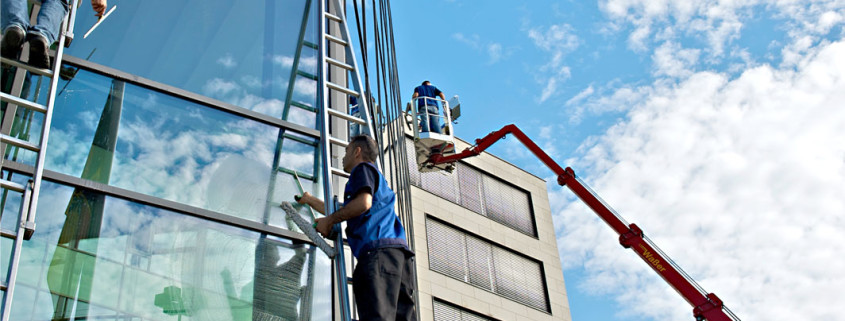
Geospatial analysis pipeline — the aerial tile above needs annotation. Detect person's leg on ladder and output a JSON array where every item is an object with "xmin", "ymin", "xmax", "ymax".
[
  {"xmin": 1, "ymin": 0, "xmax": 30, "ymax": 59},
  {"xmin": 26, "ymin": 0, "xmax": 68, "ymax": 68}
]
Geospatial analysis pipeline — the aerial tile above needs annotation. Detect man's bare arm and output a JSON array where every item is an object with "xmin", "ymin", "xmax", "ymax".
[
  {"xmin": 314, "ymin": 192, "xmax": 372, "ymax": 237},
  {"xmin": 296, "ymin": 192, "xmax": 326, "ymax": 214}
]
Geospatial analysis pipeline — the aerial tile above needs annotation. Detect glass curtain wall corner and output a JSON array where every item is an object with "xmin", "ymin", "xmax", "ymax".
[{"xmin": 1, "ymin": 0, "xmax": 336, "ymax": 319}]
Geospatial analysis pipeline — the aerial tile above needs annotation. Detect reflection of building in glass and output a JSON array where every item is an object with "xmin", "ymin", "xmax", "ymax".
[{"xmin": 1, "ymin": 1, "xmax": 571, "ymax": 320}]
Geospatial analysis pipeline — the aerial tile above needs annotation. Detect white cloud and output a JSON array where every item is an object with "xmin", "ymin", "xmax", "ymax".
[
  {"xmin": 599, "ymin": 0, "xmax": 845, "ymax": 59},
  {"xmin": 565, "ymin": 85, "xmax": 595, "ymax": 107},
  {"xmin": 553, "ymin": 38, "xmax": 845, "ymax": 320},
  {"xmin": 452, "ymin": 32, "xmax": 481, "ymax": 49},
  {"xmin": 453, "ymin": 33, "xmax": 510, "ymax": 64},
  {"xmin": 487, "ymin": 43, "xmax": 503, "ymax": 64},
  {"xmin": 528, "ymin": 23, "xmax": 579, "ymax": 52},
  {"xmin": 527, "ymin": 23, "xmax": 580, "ymax": 103},
  {"xmin": 652, "ymin": 41, "xmax": 701, "ymax": 78}
]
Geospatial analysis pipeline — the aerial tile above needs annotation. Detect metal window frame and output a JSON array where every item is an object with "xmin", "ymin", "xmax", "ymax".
[
  {"xmin": 60, "ymin": 55, "xmax": 322, "ymax": 140},
  {"xmin": 1, "ymin": 153, "xmax": 317, "ymax": 246},
  {"xmin": 424, "ymin": 215, "xmax": 552, "ymax": 314},
  {"xmin": 432, "ymin": 298, "xmax": 502, "ymax": 321}
]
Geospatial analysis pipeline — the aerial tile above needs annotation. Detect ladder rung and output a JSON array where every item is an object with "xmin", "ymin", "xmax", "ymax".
[
  {"xmin": 326, "ymin": 81, "xmax": 360, "ymax": 97},
  {"xmin": 1, "ymin": 134, "xmax": 40, "ymax": 152},
  {"xmin": 326, "ymin": 57, "xmax": 353, "ymax": 71},
  {"xmin": 297, "ymin": 70, "xmax": 318, "ymax": 81},
  {"xmin": 327, "ymin": 108, "xmax": 367, "ymax": 125},
  {"xmin": 329, "ymin": 136, "xmax": 348, "ymax": 148},
  {"xmin": 304, "ymin": 41, "xmax": 318, "ymax": 49},
  {"xmin": 325, "ymin": 34, "xmax": 348, "ymax": 46},
  {"xmin": 291, "ymin": 101, "xmax": 317, "ymax": 112},
  {"xmin": 325, "ymin": 12, "xmax": 343, "ymax": 23},
  {"xmin": 0, "ymin": 179, "xmax": 26, "ymax": 193},
  {"xmin": 0, "ymin": 57, "xmax": 54, "ymax": 77},
  {"xmin": 0, "ymin": 92, "xmax": 48, "ymax": 113},
  {"xmin": 346, "ymin": 277, "xmax": 354, "ymax": 284},
  {"xmin": 330, "ymin": 167, "xmax": 350, "ymax": 178}
]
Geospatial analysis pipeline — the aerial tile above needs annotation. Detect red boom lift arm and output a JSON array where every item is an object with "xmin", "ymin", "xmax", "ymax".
[{"xmin": 425, "ymin": 124, "xmax": 738, "ymax": 321}]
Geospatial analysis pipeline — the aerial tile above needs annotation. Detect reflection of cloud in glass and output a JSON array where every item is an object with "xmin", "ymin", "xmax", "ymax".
[
  {"xmin": 203, "ymin": 78, "xmax": 240, "ymax": 96},
  {"xmin": 272, "ymin": 55, "xmax": 317, "ymax": 72},
  {"xmin": 207, "ymin": 154, "xmax": 270, "ymax": 220},
  {"xmin": 216, "ymin": 53, "xmax": 238, "ymax": 69}
]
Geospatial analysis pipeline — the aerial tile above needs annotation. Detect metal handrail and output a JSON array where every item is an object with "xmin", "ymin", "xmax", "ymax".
[{"xmin": 410, "ymin": 96, "xmax": 452, "ymax": 135}]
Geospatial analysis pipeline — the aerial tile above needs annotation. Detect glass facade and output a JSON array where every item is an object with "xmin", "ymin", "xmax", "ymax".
[
  {"xmin": 3, "ymin": 180, "xmax": 331, "ymax": 320},
  {"xmin": 65, "ymin": 0, "xmax": 320, "ymax": 127},
  {"xmin": 2, "ymin": 0, "xmax": 335, "ymax": 319}
]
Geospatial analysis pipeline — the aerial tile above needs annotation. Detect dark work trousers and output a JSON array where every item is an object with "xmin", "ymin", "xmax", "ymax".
[{"xmin": 353, "ymin": 247, "xmax": 416, "ymax": 321}]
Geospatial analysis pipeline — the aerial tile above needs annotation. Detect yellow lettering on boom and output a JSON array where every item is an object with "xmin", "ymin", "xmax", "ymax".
[{"xmin": 639, "ymin": 244, "xmax": 668, "ymax": 272}]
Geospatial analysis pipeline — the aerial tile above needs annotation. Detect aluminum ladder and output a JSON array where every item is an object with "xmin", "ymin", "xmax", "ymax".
[
  {"xmin": 0, "ymin": 0, "xmax": 80, "ymax": 318},
  {"xmin": 316, "ymin": 0, "xmax": 378, "ymax": 319}
]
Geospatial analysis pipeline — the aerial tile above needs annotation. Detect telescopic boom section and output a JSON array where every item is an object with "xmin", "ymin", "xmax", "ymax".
[{"xmin": 426, "ymin": 124, "xmax": 737, "ymax": 321}]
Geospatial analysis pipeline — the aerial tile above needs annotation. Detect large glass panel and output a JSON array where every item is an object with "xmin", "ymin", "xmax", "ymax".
[
  {"xmin": 0, "ymin": 171, "xmax": 29, "ymax": 232},
  {"xmin": 2, "ymin": 236, "xmax": 11, "ymax": 285},
  {"xmin": 7, "ymin": 180, "xmax": 332, "ymax": 320},
  {"xmin": 44, "ymin": 67, "xmax": 322, "ymax": 228},
  {"xmin": 66, "ymin": 0, "xmax": 319, "ymax": 127}
]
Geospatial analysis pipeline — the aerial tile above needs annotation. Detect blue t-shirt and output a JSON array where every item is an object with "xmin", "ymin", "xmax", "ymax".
[
  {"xmin": 414, "ymin": 84, "xmax": 442, "ymax": 108},
  {"xmin": 343, "ymin": 162, "xmax": 411, "ymax": 257}
]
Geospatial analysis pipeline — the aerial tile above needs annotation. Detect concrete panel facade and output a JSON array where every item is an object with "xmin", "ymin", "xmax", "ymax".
[{"xmin": 409, "ymin": 136, "xmax": 572, "ymax": 321}]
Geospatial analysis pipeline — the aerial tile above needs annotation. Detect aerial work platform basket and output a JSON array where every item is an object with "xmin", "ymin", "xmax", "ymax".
[{"xmin": 406, "ymin": 95, "xmax": 461, "ymax": 172}]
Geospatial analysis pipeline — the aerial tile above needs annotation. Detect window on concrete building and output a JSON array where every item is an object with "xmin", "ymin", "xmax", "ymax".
[
  {"xmin": 406, "ymin": 138, "xmax": 536, "ymax": 237},
  {"xmin": 433, "ymin": 299, "xmax": 498, "ymax": 321},
  {"xmin": 426, "ymin": 217, "xmax": 549, "ymax": 312}
]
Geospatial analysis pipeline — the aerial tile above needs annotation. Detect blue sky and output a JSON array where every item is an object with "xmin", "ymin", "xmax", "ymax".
[{"xmin": 386, "ymin": 1, "xmax": 845, "ymax": 320}]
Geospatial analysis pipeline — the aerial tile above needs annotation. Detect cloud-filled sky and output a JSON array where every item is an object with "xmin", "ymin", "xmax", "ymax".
[{"xmin": 390, "ymin": 1, "xmax": 845, "ymax": 320}]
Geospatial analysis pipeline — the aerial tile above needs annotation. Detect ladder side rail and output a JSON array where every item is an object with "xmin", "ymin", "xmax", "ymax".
[
  {"xmin": 329, "ymin": 0, "xmax": 377, "ymax": 146},
  {"xmin": 317, "ymin": 1, "xmax": 351, "ymax": 321},
  {"xmin": 26, "ymin": 0, "xmax": 77, "ymax": 236}
]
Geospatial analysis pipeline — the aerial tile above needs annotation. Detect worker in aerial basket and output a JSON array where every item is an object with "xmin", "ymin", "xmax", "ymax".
[
  {"xmin": 296, "ymin": 134, "xmax": 416, "ymax": 321},
  {"xmin": 412, "ymin": 80, "xmax": 446, "ymax": 133}
]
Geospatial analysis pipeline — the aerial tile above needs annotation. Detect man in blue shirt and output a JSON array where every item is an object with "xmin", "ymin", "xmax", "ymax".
[
  {"xmin": 296, "ymin": 135, "xmax": 416, "ymax": 321},
  {"xmin": 412, "ymin": 80, "xmax": 445, "ymax": 133}
]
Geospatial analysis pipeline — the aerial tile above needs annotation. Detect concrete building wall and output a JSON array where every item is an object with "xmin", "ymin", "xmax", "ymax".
[{"xmin": 409, "ymin": 136, "xmax": 572, "ymax": 321}]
